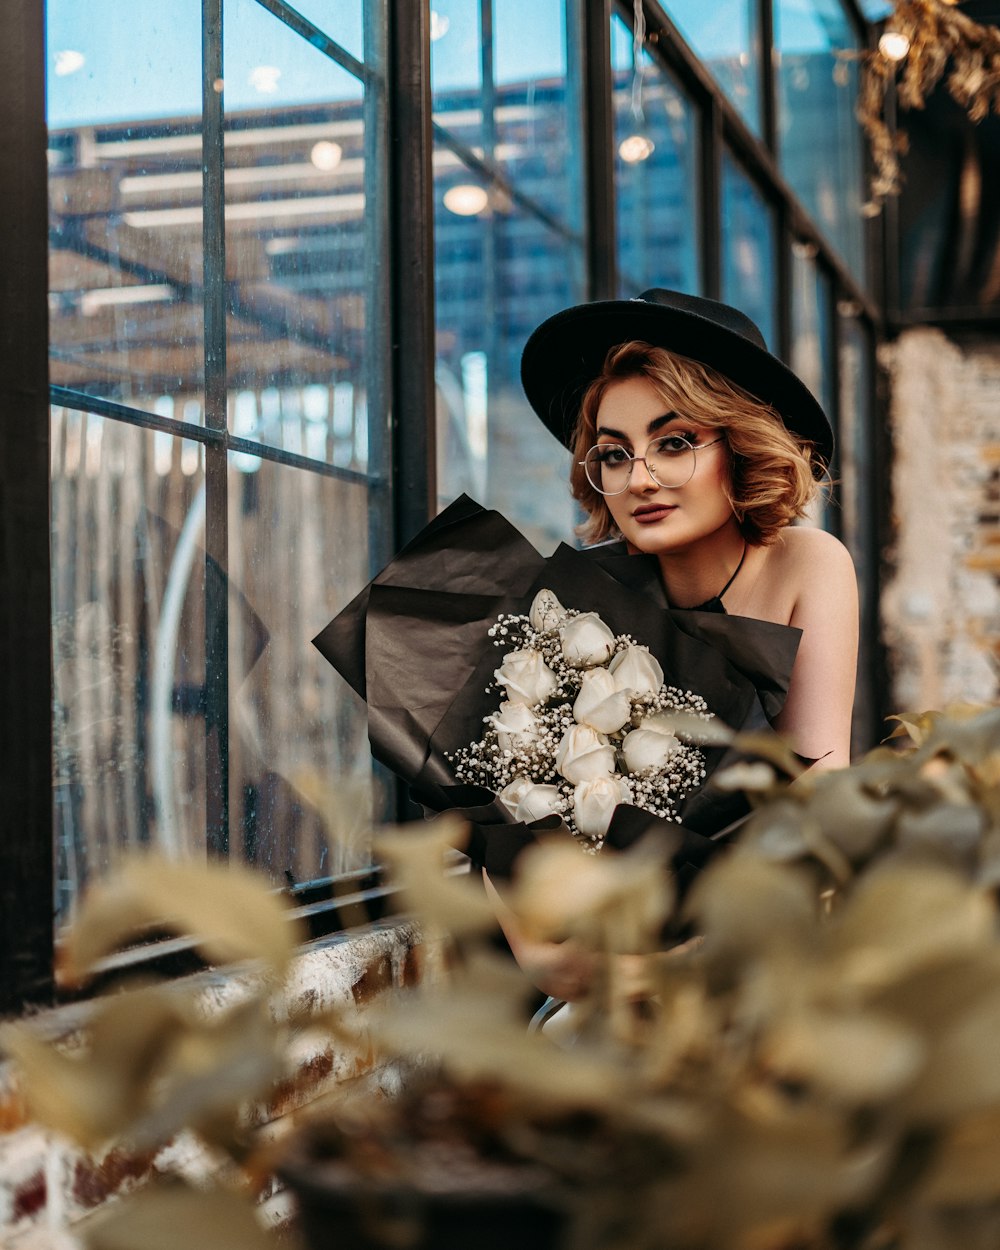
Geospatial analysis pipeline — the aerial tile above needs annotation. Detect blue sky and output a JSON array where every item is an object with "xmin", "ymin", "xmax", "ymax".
[
  {"xmin": 47, "ymin": 0, "xmax": 567, "ymax": 127},
  {"xmin": 47, "ymin": 0, "xmax": 864, "ymax": 129}
]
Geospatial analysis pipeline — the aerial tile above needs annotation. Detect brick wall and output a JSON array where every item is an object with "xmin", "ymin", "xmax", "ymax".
[{"xmin": 881, "ymin": 327, "xmax": 1000, "ymax": 712}]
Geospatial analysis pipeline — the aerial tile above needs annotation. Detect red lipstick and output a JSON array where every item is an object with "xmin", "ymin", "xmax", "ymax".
[{"xmin": 632, "ymin": 504, "xmax": 675, "ymax": 524}]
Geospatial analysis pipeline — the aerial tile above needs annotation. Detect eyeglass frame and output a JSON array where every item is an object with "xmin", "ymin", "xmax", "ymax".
[{"xmin": 579, "ymin": 435, "xmax": 725, "ymax": 496}]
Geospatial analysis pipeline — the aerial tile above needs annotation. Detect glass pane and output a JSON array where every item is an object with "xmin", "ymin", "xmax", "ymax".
[
  {"xmin": 661, "ymin": 0, "xmax": 761, "ymax": 136},
  {"xmin": 431, "ymin": 0, "xmax": 483, "ymax": 138},
  {"xmin": 228, "ymin": 455, "xmax": 376, "ymax": 883},
  {"xmin": 721, "ymin": 153, "xmax": 777, "ymax": 348},
  {"xmin": 280, "ymin": 0, "xmax": 366, "ymax": 64},
  {"xmin": 790, "ymin": 244, "xmax": 833, "ymax": 417},
  {"xmin": 52, "ymin": 410, "xmax": 206, "ymax": 920},
  {"xmin": 434, "ymin": 149, "xmax": 581, "ymax": 551},
  {"xmin": 47, "ymin": 0, "xmax": 205, "ymax": 414},
  {"xmin": 612, "ymin": 13, "xmax": 700, "ymax": 297},
  {"xmin": 432, "ymin": 0, "xmax": 582, "ymax": 237},
  {"xmin": 838, "ymin": 311, "xmax": 877, "ymax": 753},
  {"xmin": 774, "ymin": 0, "xmax": 864, "ymax": 281},
  {"xmin": 223, "ymin": 0, "xmax": 376, "ymax": 468}
]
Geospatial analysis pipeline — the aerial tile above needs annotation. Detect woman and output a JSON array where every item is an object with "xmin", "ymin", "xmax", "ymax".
[{"xmin": 488, "ymin": 287, "xmax": 859, "ymax": 1000}]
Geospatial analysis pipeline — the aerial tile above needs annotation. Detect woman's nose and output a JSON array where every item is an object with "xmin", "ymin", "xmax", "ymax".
[{"xmin": 628, "ymin": 455, "xmax": 659, "ymax": 493}]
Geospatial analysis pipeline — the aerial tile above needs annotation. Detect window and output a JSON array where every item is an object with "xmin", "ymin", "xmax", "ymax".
[
  {"xmin": 432, "ymin": 0, "xmax": 582, "ymax": 552},
  {"xmin": 720, "ymin": 151, "xmax": 777, "ymax": 349},
  {"xmin": 47, "ymin": 0, "xmax": 391, "ymax": 917},
  {"xmin": 773, "ymin": 0, "xmax": 865, "ymax": 281},
  {"xmin": 663, "ymin": 0, "xmax": 762, "ymax": 136},
  {"xmin": 611, "ymin": 12, "xmax": 700, "ymax": 298}
]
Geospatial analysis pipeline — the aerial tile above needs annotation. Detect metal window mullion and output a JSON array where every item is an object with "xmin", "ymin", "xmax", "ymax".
[
  {"xmin": 0, "ymin": 0, "xmax": 53, "ymax": 1012},
  {"xmin": 581, "ymin": 0, "xmax": 616, "ymax": 300},
  {"xmin": 202, "ymin": 0, "xmax": 230, "ymax": 858},
  {"xmin": 759, "ymin": 0, "xmax": 777, "ymax": 158},
  {"xmin": 386, "ymin": 0, "xmax": 436, "ymax": 548}
]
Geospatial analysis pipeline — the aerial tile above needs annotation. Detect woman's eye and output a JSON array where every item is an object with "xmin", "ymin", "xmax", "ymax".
[
  {"xmin": 657, "ymin": 435, "xmax": 696, "ymax": 454},
  {"xmin": 598, "ymin": 445, "xmax": 630, "ymax": 465}
]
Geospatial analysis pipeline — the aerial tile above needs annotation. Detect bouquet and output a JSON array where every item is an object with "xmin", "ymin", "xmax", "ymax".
[
  {"xmin": 314, "ymin": 496, "xmax": 803, "ymax": 884},
  {"xmin": 448, "ymin": 588, "xmax": 712, "ymax": 849}
]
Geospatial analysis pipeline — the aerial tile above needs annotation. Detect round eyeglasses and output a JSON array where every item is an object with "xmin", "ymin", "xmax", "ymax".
[{"xmin": 581, "ymin": 435, "xmax": 724, "ymax": 496}]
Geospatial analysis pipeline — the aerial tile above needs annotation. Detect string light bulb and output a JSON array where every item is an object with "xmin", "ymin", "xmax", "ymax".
[{"xmin": 878, "ymin": 31, "xmax": 911, "ymax": 61}]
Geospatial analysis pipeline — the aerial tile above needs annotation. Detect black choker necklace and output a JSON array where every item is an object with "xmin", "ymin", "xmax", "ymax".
[{"xmin": 685, "ymin": 542, "xmax": 748, "ymax": 614}]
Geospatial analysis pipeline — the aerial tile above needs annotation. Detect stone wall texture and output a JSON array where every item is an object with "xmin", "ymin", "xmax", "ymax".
[{"xmin": 881, "ymin": 327, "xmax": 1000, "ymax": 712}]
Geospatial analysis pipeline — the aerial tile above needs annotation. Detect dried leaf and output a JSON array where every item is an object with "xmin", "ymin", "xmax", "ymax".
[
  {"xmin": 375, "ymin": 816, "xmax": 496, "ymax": 938},
  {"xmin": 731, "ymin": 731, "xmax": 805, "ymax": 779},
  {"xmin": 919, "ymin": 1107, "xmax": 1000, "ymax": 1205},
  {"xmin": 1, "ymin": 985, "xmax": 191, "ymax": 1149},
  {"xmin": 804, "ymin": 771, "xmax": 897, "ymax": 862},
  {"xmin": 831, "ymin": 865, "xmax": 996, "ymax": 993},
  {"xmin": 762, "ymin": 1008, "xmax": 925, "ymax": 1103},
  {"xmin": 712, "ymin": 761, "xmax": 778, "ymax": 793},
  {"xmin": 510, "ymin": 835, "xmax": 674, "ymax": 952},
  {"xmin": 60, "ymin": 855, "xmax": 304, "ymax": 984},
  {"xmin": 83, "ymin": 1183, "xmax": 281, "ymax": 1250}
]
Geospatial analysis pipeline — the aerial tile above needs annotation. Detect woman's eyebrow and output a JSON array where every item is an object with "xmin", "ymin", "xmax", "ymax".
[{"xmin": 647, "ymin": 411, "xmax": 681, "ymax": 435}]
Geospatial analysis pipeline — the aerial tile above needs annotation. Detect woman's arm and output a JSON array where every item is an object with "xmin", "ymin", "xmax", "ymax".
[{"xmin": 773, "ymin": 527, "xmax": 859, "ymax": 770}]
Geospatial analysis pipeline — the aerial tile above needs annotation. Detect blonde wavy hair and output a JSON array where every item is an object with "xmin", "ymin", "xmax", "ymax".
[{"xmin": 570, "ymin": 341, "xmax": 823, "ymax": 546}]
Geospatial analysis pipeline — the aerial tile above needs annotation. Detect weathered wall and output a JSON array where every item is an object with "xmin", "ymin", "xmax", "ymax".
[
  {"xmin": 881, "ymin": 327, "xmax": 1000, "ymax": 712},
  {"xmin": 0, "ymin": 922, "xmax": 425, "ymax": 1249}
]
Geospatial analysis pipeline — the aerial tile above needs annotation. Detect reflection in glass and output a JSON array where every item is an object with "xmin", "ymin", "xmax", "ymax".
[
  {"xmin": 51, "ymin": 410, "xmax": 206, "ymax": 919},
  {"xmin": 662, "ymin": 0, "xmax": 761, "ymax": 135},
  {"xmin": 278, "ymin": 0, "xmax": 366, "ymax": 65},
  {"xmin": 790, "ymin": 244, "xmax": 833, "ymax": 418},
  {"xmin": 721, "ymin": 154, "xmax": 776, "ymax": 349},
  {"xmin": 223, "ymin": 0, "xmax": 375, "ymax": 467},
  {"xmin": 434, "ymin": 147, "xmax": 580, "ymax": 552},
  {"xmin": 227, "ymin": 455, "xmax": 375, "ymax": 883},
  {"xmin": 612, "ymin": 14, "xmax": 700, "ymax": 296},
  {"xmin": 432, "ymin": 3, "xmax": 584, "ymax": 550},
  {"xmin": 838, "ymin": 313, "xmax": 877, "ymax": 753},
  {"xmin": 774, "ymin": 0, "xmax": 864, "ymax": 280},
  {"xmin": 47, "ymin": 0, "xmax": 205, "ymax": 412}
]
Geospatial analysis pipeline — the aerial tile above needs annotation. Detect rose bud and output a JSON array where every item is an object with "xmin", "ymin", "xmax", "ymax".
[
  {"xmin": 608, "ymin": 644, "xmax": 664, "ymax": 695},
  {"xmin": 528, "ymin": 588, "xmax": 568, "ymax": 633},
  {"xmin": 514, "ymin": 784, "xmax": 564, "ymax": 823},
  {"xmin": 499, "ymin": 774, "xmax": 534, "ymax": 815},
  {"xmin": 572, "ymin": 776, "xmax": 631, "ymax": 839},
  {"xmin": 572, "ymin": 668, "xmax": 632, "ymax": 735},
  {"xmin": 494, "ymin": 648, "xmax": 558, "ymax": 706},
  {"xmin": 559, "ymin": 612, "xmax": 616, "ymax": 668},
  {"xmin": 491, "ymin": 701, "xmax": 541, "ymax": 751},
  {"xmin": 555, "ymin": 724, "xmax": 616, "ymax": 784},
  {"xmin": 622, "ymin": 727, "xmax": 681, "ymax": 773}
]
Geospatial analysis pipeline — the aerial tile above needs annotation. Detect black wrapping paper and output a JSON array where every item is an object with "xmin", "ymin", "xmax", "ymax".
[{"xmin": 313, "ymin": 496, "xmax": 801, "ymax": 884}]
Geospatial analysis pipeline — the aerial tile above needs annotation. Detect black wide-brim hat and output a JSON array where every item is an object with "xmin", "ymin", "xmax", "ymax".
[{"xmin": 520, "ymin": 288, "xmax": 834, "ymax": 472}]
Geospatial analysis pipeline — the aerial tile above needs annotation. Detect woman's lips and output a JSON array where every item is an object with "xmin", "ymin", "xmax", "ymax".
[{"xmin": 632, "ymin": 505, "xmax": 676, "ymax": 525}]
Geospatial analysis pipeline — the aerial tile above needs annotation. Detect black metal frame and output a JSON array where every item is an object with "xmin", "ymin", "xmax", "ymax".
[{"xmin": 0, "ymin": 0, "xmax": 53, "ymax": 1014}]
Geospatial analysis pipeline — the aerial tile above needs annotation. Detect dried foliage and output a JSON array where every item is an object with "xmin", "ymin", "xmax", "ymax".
[
  {"xmin": 859, "ymin": 0, "xmax": 1000, "ymax": 204},
  {"xmin": 10, "ymin": 707, "xmax": 1000, "ymax": 1248}
]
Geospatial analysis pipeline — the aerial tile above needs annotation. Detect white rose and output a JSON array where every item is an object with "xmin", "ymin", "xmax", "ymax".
[
  {"xmin": 529, "ymin": 589, "xmax": 569, "ymax": 633},
  {"xmin": 494, "ymin": 648, "xmax": 558, "ymax": 706},
  {"xmin": 559, "ymin": 612, "xmax": 616, "ymax": 669},
  {"xmin": 514, "ymin": 784, "xmax": 564, "ymax": 823},
  {"xmin": 499, "ymin": 774, "xmax": 534, "ymax": 815},
  {"xmin": 572, "ymin": 776, "xmax": 631, "ymax": 839},
  {"xmin": 608, "ymin": 644, "xmax": 664, "ymax": 695},
  {"xmin": 573, "ymin": 668, "xmax": 632, "ymax": 734},
  {"xmin": 491, "ymin": 701, "xmax": 541, "ymax": 751},
  {"xmin": 622, "ymin": 727, "xmax": 681, "ymax": 774},
  {"xmin": 555, "ymin": 724, "xmax": 616, "ymax": 784}
]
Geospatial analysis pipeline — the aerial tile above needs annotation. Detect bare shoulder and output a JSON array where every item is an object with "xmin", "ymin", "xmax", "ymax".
[{"xmin": 769, "ymin": 525, "xmax": 856, "ymax": 582}]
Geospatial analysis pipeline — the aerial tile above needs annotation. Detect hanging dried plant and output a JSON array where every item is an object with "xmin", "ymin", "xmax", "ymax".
[{"xmin": 859, "ymin": 0, "xmax": 1000, "ymax": 208}]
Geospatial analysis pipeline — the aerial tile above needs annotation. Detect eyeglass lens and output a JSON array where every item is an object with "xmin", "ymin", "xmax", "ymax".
[{"xmin": 584, "ymin": 437, "xmax": 698, "ymax": 495}]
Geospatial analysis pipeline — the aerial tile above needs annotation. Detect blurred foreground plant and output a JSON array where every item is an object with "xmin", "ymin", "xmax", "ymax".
[{"xmin": 8, "ymin": 710, "xmax": 1000, "ymax": 1249}]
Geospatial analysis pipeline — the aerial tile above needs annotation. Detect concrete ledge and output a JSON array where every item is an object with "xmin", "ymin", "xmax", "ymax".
[{"xmin": 0, "ymin": 919, "xmax": 424, "ymax": 1248}]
